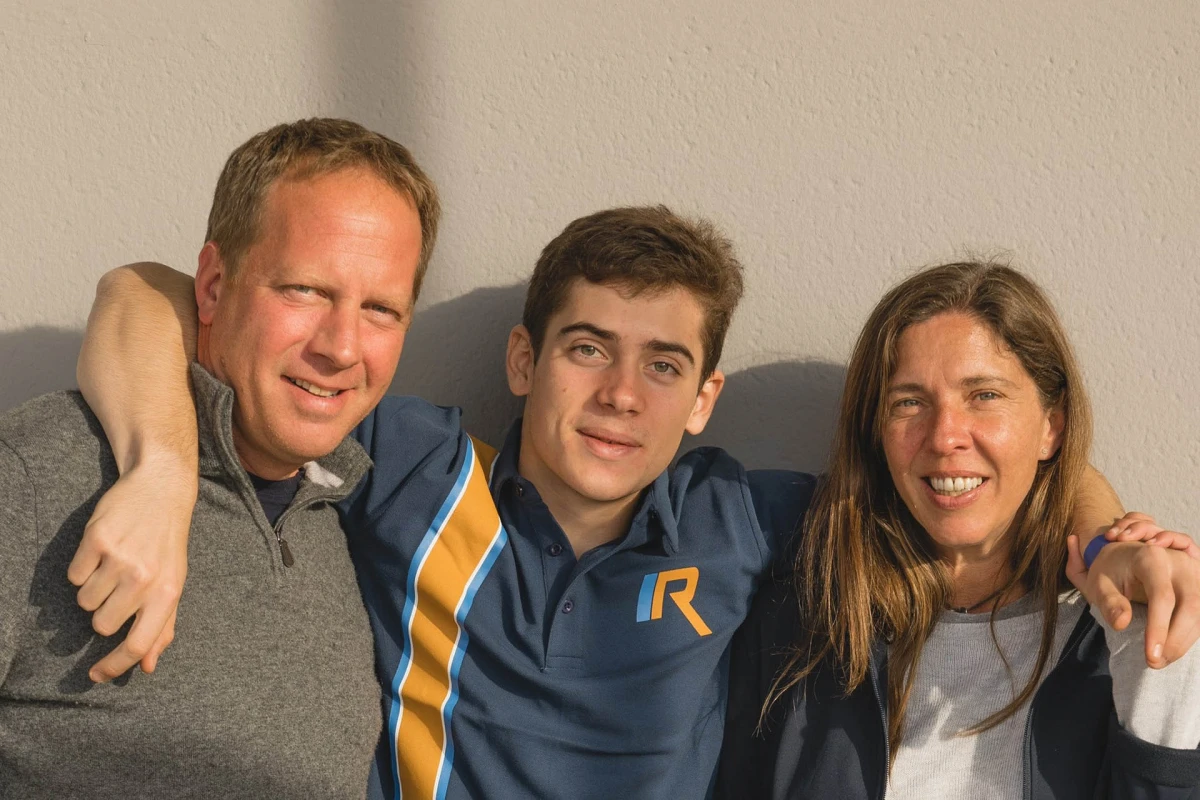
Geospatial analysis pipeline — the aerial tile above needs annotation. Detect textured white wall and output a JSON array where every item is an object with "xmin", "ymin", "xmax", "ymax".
[{"xmin": 2, "ymin": 1, "xmax": 1196, "ymax": 529}]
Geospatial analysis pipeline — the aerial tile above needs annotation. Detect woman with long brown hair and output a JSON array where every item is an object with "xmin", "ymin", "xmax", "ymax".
[{"xmin": 717, "ymin": 262, "xmax": 1200, "ymax": 799}]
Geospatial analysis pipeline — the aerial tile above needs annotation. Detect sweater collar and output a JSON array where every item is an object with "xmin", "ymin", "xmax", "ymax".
[{"xmin": 190, "ymin": 362, "xmax": 371, "ymax": 504}]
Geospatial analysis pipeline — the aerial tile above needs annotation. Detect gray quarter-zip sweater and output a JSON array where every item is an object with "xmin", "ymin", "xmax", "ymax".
[{"xmin": 0, "ymin": 364, "xmax": 381, "ymax": 798}]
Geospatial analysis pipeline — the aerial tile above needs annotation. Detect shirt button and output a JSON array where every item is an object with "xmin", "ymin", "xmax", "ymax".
[
  {"xmin": 561, "ymin": 599, "xmax": 574, "ymax": 614},
  {"xmin": 516, "ymin": 484, "xmax": 525, "ymax": 497},
  {"xmin": 548, "ymin": 543, "xmax": 563, "ymax": 556}
]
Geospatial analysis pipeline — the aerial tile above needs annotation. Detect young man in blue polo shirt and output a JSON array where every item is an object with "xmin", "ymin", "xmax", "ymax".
[{"xmin": 70, "ymin": 206, "xmax": 1191, "ymax": 799}]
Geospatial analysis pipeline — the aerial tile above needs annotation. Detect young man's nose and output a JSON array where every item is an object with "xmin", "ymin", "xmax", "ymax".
[{"xmin": 596, "ymin": 361, "xmax": 642, "ymax": 413}]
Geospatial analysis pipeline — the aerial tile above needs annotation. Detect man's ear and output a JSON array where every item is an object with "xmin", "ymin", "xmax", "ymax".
[
  {"xmin": 684, "ymin": 369, "xmax": 725, "ymax": 436},
  {"xmin": 195, "ymin": 242, "xmax": 226, "ymax": 326},
  {"xmin": 506, "ymin": 325, "xmax": 535, "ymax": 398}
]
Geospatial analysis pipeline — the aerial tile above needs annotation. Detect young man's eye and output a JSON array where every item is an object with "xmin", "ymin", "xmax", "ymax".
[
  {"xmin": 575, "ymin": 344, "xmax": 599, "ymax": 357},
  {"xmin": 650, "ymin": 361, "xmax": 678, "ymax": 375}
]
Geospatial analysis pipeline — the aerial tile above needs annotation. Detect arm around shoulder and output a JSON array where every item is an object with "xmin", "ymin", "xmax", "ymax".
[
  {"xmin": 77, "ymin": 262, "xmax": 199, "ymax": 476},
  {"xmin": 70, "ymin": 262, "xmax": 201, "ymax": 682}
]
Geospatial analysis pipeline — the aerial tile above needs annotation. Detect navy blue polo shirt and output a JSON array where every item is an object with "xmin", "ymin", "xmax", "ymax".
[{"xmin": 342, "ymin": 396, "xmax": 816, "ymax": 800}]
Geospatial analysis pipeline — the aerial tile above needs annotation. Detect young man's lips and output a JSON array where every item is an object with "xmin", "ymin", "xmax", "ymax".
[
  {"xmin": 576, "ymin": 429, "xmax": 643, "ymax": 448},
  {"xmin": 577, "ymin": 428, "xmax": 641, "ymax": 454}
]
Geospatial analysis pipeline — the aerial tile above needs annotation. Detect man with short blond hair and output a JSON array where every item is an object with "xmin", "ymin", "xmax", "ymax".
[{"xmin": 0, "ymin": 118, "xmax": 436, "ymax": 798}]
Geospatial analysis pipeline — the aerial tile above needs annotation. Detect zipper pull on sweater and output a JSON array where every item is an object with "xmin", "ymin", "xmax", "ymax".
[{"xmin": 279, "ymin": 538, "xmax": 295, "ymax": 568}]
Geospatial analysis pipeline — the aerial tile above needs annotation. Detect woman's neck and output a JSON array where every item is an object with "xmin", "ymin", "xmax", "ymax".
[{"xmin": 940, "ymin": 542, "xmax": 1024, "ymax": 613}]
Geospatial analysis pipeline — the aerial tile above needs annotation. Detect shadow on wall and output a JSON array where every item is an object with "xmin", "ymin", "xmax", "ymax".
[
  {"xmin": 0, "ymin": 327, "xmax": 84, "ymax": 412},
  {"xmin": 394, "ymin": 287, "xmax": 847, "ymax": 470},
  {"xmin": 687, "ymin": 359, "xmax": 845, "ymax": 473},
  {"xmin": 390, "ymin": 284, "xmax": 527, "ymax": 445}
]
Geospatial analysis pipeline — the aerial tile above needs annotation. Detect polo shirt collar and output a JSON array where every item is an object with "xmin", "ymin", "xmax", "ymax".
[{"xmin": 491, "ymin": 418, "xmax": 680, "ymax": 556}]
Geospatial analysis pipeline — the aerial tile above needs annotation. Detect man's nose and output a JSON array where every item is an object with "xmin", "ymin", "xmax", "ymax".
[
  {"xmin": 596, "ymin": 361, "xmax": 641, "ymax": 413},
  {"xmin": 310, "ymin": 303, "xmax": 362, "ymax": 369}
]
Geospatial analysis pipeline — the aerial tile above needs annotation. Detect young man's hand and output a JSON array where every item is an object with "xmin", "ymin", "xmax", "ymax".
[
  {"xmin": 68, "ymin": 459, "xmax": 196, "ymax": 682},
  {"xmin": 1067, "ymin": 523, "xmax": 1200, "ymax": 670}
]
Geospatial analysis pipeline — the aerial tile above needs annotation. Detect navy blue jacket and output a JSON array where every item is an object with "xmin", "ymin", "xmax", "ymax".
[{"xmin": 717, "ymin": 567, "xmax": 1200, "ymax": 799}]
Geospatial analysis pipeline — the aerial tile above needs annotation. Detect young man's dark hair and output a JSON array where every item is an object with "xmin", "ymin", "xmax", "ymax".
[{"xmin": 521, "ymin": 205, "xmax": 744, "ymax": 381}]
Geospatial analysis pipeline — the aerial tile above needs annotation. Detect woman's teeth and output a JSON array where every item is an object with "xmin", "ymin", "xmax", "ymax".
[{"xmin": 929, "ymin": 476, "xmax": 983, "ymax": 496}]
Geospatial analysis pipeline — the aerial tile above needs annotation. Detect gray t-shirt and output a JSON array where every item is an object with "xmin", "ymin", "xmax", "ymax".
[{"xmin": 889, "ymin": 592, "xmax": 1200, "ymax": 800}]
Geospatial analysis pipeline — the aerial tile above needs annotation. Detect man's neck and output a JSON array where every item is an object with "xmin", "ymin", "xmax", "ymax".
[{"xmin": 230, "ymin": 427, "xmax": 301, "ymax": 481}]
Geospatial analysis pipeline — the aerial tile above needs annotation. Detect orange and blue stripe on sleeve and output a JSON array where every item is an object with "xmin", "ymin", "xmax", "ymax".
[{"xmin": 387, "ymin": 436, "xmax": 506, "ymax": 800}]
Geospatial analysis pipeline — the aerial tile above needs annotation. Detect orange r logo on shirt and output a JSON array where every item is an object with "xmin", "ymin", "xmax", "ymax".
[{"xmin": 635, "ymin": 567, "xmax": 712, "ymax": 636}]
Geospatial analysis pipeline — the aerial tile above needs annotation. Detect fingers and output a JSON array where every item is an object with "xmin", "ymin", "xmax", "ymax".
[
  {"xmin": 89, "ymin": 590, "xmax": 178, "ymax": 683},
  {"xmin": 1071, "ymin": 536, "xmax": 1134, "ymax": 628},
  {"xmin": 139, "ymin": 610, "xmax": 177, "ymax": 674},
  {"xmin": 1107, "ymin": 518, "xmax": 1165, "ymax": 544},
  {"xmin": 1161, "ymin": 591, "xmax": 1200, "ymax": 665},
  {"xmin": 66, "ymin": 533, "xmax": 103, "ymax": 588},
  {"xmin": 1090, "ymin": 569, "xmax": 1134, "ymax": 631},
  {"xmin": 1106, "ymin": 511, "xmax": 1155, "ymax": 536},
  {"xmin": 1144, "ymin": 531, "xmax": 1200, "ymax": 561},
  {"xmin": 89, "ymin": 563, "xmax": 153, "ymax": 637},
  {"xmin": 75, "ymin": 561, "xmax": 123, "ymax": 613},
  {"xmin": 1142, "ymin": 574, "xmax": 1176, "ymax": 669},
  {"xmin": 1065, "ymin": 535, "xmax": 1088, "ymax": 593}
]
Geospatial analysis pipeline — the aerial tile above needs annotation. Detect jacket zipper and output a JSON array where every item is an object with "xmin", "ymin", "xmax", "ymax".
[
  {"xmin": 1022, "ymin": 606, "xmax": 1091, "ymax": 800},
  {"xmin": 869, "ymin": 655, "xmax": 890, "ymax": 800}
]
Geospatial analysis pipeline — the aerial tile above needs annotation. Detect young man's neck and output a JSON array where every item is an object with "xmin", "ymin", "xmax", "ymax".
[
  {"xmin": 516, "ymin": 461, "xmax": 642, "ymax": 558},
  {"xmin": 551, "ymin": 493, "xmax": 640, "ymax": 559}
]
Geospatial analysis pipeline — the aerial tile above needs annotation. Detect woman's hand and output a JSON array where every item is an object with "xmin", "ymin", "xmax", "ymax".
[{"xmin": 1067, "ymin": 532, "xmax": 1200, "ymax": 669}]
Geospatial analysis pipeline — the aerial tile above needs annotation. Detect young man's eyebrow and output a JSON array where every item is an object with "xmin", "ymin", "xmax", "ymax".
[
  {"xmin": 557, "ymin": 322, "xmax": 618, "ymax": 341},
  {"xmin": 647, "ymin": 339, "xmax": 695, "ymax": 366}
]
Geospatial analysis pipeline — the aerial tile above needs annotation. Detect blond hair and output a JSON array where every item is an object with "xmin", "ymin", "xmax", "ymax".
[{"xmin": 205, "ymin": 118, "xmax": 440, "ymax": 299}]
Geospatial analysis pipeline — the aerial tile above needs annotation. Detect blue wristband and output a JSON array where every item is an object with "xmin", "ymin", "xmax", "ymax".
[{"xmin": 1083, "ymin": 535, "xmax": 1110, "ymax": 568}]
